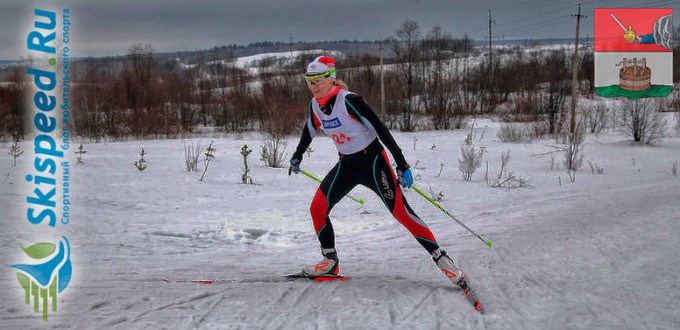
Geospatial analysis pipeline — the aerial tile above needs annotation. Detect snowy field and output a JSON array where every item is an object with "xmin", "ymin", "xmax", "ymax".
[{"xmin": 1, "ymin": 119, "xmax": 679, "ymax": 330}]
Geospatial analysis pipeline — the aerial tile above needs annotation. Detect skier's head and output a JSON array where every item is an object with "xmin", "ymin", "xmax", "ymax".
[
  {"xmin": 305, "ymin": 56, "xmax": 337, "ymax": 97},
  {"xmin": 305, "ymin": 55, "xmax": 336, "ymax": 79}
]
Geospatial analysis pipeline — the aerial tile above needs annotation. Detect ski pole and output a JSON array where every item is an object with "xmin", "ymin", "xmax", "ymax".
[
  {"xmin": 412, "ymin": 185, "xmax": 493, "ymax": 247},
  {"xmin": 299, "ymin": 169, "xmax": 365, "ymax": 206}
]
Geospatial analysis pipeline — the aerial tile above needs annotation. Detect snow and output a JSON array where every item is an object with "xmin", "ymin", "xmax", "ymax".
[
  {"xmin": 1, "ymin": 120, "xmax": 679, "ymax": 329},
  {"xmin": 231, "ymin": 50, "xmax": 331, "ymax": 70}
]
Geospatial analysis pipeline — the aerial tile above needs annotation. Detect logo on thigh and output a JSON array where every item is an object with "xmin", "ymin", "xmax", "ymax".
[{"xmin": 380, "ymin": 171, "xmax": 394, "ymax": 200}]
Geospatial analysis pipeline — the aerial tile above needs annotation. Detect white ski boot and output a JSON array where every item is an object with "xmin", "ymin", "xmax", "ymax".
[
  {"xmin": 302, "ymin": 248, "xmax": 339, "ymax": 277},
  {"xmin": 431, "ymin": 249, "xmax": 465, "ymax": 285},
  {"xmin": 432, "ymin": 248, "xmax": 482, "ymax": 311}
]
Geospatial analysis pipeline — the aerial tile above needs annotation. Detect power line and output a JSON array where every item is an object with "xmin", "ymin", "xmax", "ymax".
[
  {"xmin": 581, "ymin": 0, "xmax": 676, "ymax": 15},
  {"xmin": 503, "ymin": 16, "xmax": 574, "ymax": 35},
  {"xmin": 497, "ymin": 4, "xmax": 575, "ymax": 27},
  {"xmin": 497, "ymin": 0, "xmax": 676, "ymax": 37},
  {"xmin": 478, "ymin": 0, "xmax": 677, "ymax": 40},
  {"xmin": 624, "ymin": 0, "xmax": 677, "ymax": 8},
  {"xmin": 497, "ymin": 0, "xmax": 607, "ymax": 30}
]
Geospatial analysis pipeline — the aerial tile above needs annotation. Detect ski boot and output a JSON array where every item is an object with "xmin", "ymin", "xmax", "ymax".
[
  {"xmin": 432, "ymin": 249, "xmax": 483, "ymax": 311},
  {"xmin": 302, "ymin": 247, "xmax": 339, "ymax": 277},
  {"xmin": 431, "ymin": 249, "xmax": 464, "ymax": 285}
]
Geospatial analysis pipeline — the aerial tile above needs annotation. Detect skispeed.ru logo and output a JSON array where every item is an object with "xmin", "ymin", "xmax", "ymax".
[
  {"xmin": 11, "ymin": 237, "xmax": 73, "ymax": 321},
  {"xmin": 14, "ymin": 7, "xmax": 74, "ymax": 322}
]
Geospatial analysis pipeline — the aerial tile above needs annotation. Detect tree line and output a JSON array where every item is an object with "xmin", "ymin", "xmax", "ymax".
[{"xmin": 1, "ymin": 20, "xmax": 679, "ymax": 142}]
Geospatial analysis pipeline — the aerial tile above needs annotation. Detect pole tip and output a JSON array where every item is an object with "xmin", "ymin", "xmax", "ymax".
[
  {"xmin": 487, "ymin": 241, "xmax": 493, "ymax": 247},
  {"xmin": 359, "ymin": 199, "xmax": 365, "ymax": 205}
]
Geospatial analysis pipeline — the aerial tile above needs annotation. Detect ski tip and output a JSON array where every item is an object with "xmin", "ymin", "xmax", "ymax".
[
  {"xmin": 474, "ymin": 301, "xmax": 483, "ymax": 312},
  {"xmin": 312, "ymin": 275, "xmax": 351, "ymax": 282}
]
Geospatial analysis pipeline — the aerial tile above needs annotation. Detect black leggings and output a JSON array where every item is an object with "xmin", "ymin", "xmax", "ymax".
[{"xmin": 309, "ymin": 140, "xmax": 440, "ymax": 253}]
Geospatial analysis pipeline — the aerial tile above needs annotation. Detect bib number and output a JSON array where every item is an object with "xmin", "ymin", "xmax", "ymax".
[{"xmin": 332, "ymin": 133, "xmax": 352, "ymax": 144}]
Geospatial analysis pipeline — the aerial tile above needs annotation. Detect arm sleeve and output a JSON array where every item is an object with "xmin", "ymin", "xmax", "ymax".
[
  {"xmin": 292, "ymin": 102, "xmax": 319, "ymax": 162},
  {"xmin": 344, "ymin": 94, "xmax": 409, "ymax": 170},
  {"xmin": 639, "ymin": 34, "xmax": 655, "ymax": 44}
]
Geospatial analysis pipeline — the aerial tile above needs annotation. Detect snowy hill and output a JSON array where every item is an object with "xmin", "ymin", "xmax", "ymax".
[{"xmin": 1, "ymin": 121, "xmax": 679, "ymax": 329}]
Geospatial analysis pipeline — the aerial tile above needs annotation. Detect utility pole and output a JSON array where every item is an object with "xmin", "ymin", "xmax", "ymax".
[
  {"xmin": 487, "ymin": 9, "xmax": 496, "ymax": 114},
  {"xmin": 570, "ymin": 3, "xmax": 586, "ymax": 135},
  {"xmin": 380, "ymin": 39, "xmax": 386, "ymax": 115},
  {"xmin": 488, "ymin": 9, "xmax": 494, "ymax": 71}
]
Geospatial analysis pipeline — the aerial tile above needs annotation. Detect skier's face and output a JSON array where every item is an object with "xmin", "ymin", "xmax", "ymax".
[{"xmin": 306, "ymin": 76, "xmax": 334, "ymax": 98}]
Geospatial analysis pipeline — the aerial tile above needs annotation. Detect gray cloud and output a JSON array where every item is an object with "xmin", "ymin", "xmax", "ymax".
[{"xmin": 2, "ymin": 0, "xmax": 678, "ymax": 59}]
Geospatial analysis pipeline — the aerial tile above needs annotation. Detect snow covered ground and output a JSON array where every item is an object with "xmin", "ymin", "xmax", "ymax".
[{"xmin": 1, "ymin": 119, "xmax": 679, "ymax": 329}]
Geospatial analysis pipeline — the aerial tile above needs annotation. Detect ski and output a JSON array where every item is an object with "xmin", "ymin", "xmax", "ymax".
[
  {"xmin": 285, "ymin": 272, "xmax": 351, "ymax": 282},
  {"xmin": 162, "ymin": 278, "xmax": 217, "ymax": 285},
  {"xmin": 162, "ymin": 274, "xmax": 351, "ymax": 285},
  {"xmin": 458, "ymin": 277, "xmax": 483, "ymax": 312}
]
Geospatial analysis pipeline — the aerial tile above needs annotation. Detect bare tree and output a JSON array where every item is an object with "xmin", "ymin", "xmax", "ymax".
[
  {"xmin": 258, "ymin": 75, "xmax": 306, "ymax": 168},
  {"xmin": 579, "ymin": 50, "xmax": 595, "ymax": 93},
  {"xmin": 617, "ymin": 98, "xmax": 667, "ymax": 144},
  {"xmin": 582, "ymin": 102, "xmax": 608, "ymax": 135},
  {"xmin": 72, "ymin": 67, "xmax": 118, "ymax": 141},
  {"xmin": 0, "ymin": 66, "xmax": 26, "ymax": 141},
  {"xmin": 165, "ymin": 70, "xmax": 196, "ymax": 133},
  {"xmin": 123, "ymin": 43, "xmax": 167, "ymax": 138},
  {"xmin": 542, "ymin": 50, "xmax": 570, "ymax": 134},
  {"xmin": 392, "ymin": 20, "xmax": 421, "ymax": 131},
  {"xmin": 193, "ymin": 52, "xmax": 214, "ymax": 127},
  {"xmin": 229, "ymin": 67, "xmax": 257, "ymax": 132},
  {"xmin": 453, "ymin": 53, "xmax": 482, "ymax": 119},
  {"xmin": 209, "ymin": 50, "xmax": 236, "ymax": 131},
  {"xmin": 126, "ymin": 43, "xmax": 157, "ymax": 111},
  {"xmin": 342, "ymin": 54, "xmax": 381, "ymax": 104},
  {"xmin": 421, "ymin": 25, "xmax": 457, "ymax": 130}
]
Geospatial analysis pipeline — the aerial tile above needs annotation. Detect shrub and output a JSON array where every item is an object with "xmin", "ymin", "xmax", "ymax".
[
  {"xmin": 497, "ymin": 123, "xmax": 533, "ymax": 143},
  {"xmin": 458, "ymin": 145, "xmax": 484, "ymax": 182}
]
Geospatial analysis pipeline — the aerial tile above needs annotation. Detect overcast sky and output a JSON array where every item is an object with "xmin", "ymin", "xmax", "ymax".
[{"xmin": 1, "ymin": 0, "xmax": 678, "ymax": 60}]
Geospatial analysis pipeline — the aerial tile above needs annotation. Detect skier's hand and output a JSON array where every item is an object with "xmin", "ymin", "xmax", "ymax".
[
  {"xmin": 397, "ymin": 167, "xmax": 413, "ymax": 188},
  {"xmin": 289, "ymin": 158, "xmax": 301, "ymax": 175}
]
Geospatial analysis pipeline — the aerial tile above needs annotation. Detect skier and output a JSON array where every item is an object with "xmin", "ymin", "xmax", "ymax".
[{"xmin": 289, "ymin": 55, "xmax": 474, "ymax": 292}]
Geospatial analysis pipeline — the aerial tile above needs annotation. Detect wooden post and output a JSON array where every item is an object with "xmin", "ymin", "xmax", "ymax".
[{"xmin": 570, "ymin": 3, "xmax": 584, "ymax": 135}]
